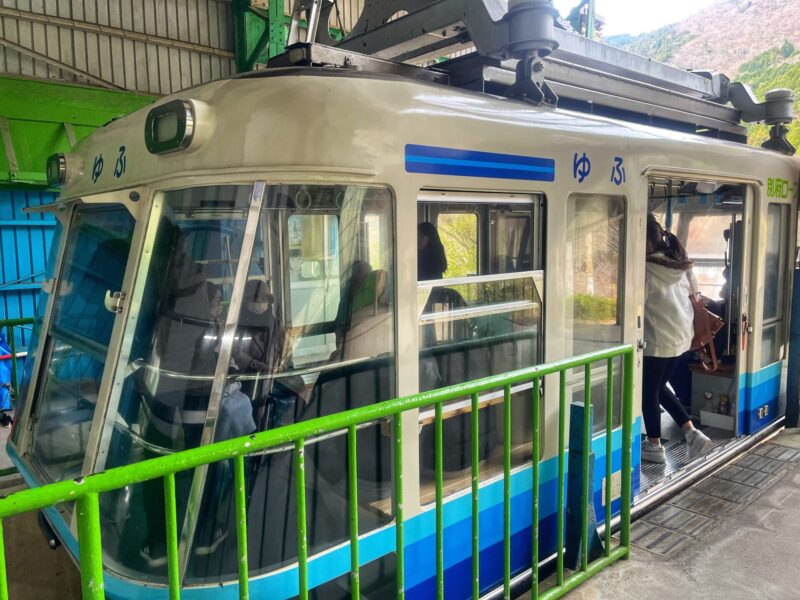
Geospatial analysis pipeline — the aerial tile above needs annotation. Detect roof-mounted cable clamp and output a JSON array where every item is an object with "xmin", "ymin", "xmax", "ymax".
[
  {"xmin": 507, "ymin": 52, "xmax": 558, "ymax": 107},
  {"xmin": 503, "ymin": 0, "xmax": 559, "ymax": 107},
  {"xmin": 504, "ymin": 0, "xmax": 559, "ymax": 58},
  {"xmin": 730, "ymin": 84, "xmax": 795, "ymax": 155}
]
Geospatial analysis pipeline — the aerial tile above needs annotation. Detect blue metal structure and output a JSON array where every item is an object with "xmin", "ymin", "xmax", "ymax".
[{"xmin": 0, "ymin": 189, "xmax": 56, "ymax": 385}]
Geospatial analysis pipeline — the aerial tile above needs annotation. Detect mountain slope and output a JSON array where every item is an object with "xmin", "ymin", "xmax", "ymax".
[
  {"xmin": 607, "ymin": 0, "xmax": 800, "ymax": 149},
  {"xmin": 608, "ymin": 0, "xmax": 800, "ymax": 76}
]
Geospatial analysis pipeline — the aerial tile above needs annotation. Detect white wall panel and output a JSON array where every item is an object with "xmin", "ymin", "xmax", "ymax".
[{"xmin": 0, "ymin": 0, "xmax": 235, "ymax": 95}]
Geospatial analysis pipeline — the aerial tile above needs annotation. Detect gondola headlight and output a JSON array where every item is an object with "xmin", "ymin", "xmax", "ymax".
[
  {"xmin": 145, "ymin": 99, "xmax": 195, "ymax": 155},
  {"xmin": 46, "ymin": 153, "xmax": 67, "ymax": 186}
]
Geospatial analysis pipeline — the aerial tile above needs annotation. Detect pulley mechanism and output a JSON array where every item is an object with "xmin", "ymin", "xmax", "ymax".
[
  {"xmin": 729, "ymin": 84, "xmax": 796, "ymax": 155},
  {"xmin": 503, "ymin": 0, "xmax": 559, "ymax": 106}
]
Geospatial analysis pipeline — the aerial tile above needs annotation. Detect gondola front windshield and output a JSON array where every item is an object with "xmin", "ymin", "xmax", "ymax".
[
  {"xmin": 27, "ymin": 205, "xmax": 136, "ymax": 484},
  {"xmin": 70, "ymin": 183, "xmax": 398, "ymax": 582}
]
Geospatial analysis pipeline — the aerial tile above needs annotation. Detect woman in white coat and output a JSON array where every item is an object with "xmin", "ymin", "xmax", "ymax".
[{"xmin": 643, "ymin": 215, "xmax": 712, "ymax": 463}]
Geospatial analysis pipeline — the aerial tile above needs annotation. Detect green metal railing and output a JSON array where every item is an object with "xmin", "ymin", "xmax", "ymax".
[
  {"xmin": 0, "ymin": 318, "xmax": 33, "ymax": 402},
  {"xmin": 0, "ymin": 344, "xmax": 634, "ymax": 600}
]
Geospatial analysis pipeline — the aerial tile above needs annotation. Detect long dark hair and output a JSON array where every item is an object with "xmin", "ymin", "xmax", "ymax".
[
  {"xmin": 418, "ymin": 221, "xmax": 448, "ymax": 280},
  {"xmin": 646, "ymin": 214, "xmax": 692, "ymax": 270}
]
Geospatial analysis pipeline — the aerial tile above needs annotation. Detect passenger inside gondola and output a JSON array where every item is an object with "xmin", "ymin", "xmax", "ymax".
[
  {"xmin": 641, "ymin": 215, "xmax": 712, "ymax": 464},
  {"xmin": 417, "ymin": 221, "xmax": 448, "ymax": 281},
  {"xmin": 642, "ymin": 180, "xmax": 748, "ymax": 488},
  {"xmin": 234, "ymin": 280, "xmax": 286, "ymax": 376},
  {"xmin": 138, "ymin": 234, "xmax": 219, "ymax": 567}
]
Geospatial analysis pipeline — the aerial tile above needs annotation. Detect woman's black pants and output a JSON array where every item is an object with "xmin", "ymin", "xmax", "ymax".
[{"xmin": 642, "ymin": 355, "xmax": 691, "ymax": 439}]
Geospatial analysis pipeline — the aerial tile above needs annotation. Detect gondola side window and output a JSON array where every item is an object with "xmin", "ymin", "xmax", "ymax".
[
  {"xmin": 12, "ymin": 220, "xmax": 63, "ymax": 448},
  {"xmin": 182, "ymin": 184, "xmax": 396, "ymax": 581},
  {"xmin": 97, "ymin": 184, "xmax": 396, "ymax": 582},
  {"xmin": 566, "ymin": 194, "xmax": 625, "ymax": 354},
  {"xmin": 761, "ymin": 203, "xmax": 789, "ymax": 367},
  {"xmin": 417, "ymin": 193, "xmax": 544, "ymax": 504},
  {"xmin": 566, "ymin": 194, "xmax": 625, "ymax": 433}
]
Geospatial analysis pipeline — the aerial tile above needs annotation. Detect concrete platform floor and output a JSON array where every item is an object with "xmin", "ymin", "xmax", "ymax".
[
  {"xmin": 543, "ymin": 428, "xmax": 800, "ymax": 600},
  {"xmin": 0, "ymin": 481, "xmax": 81, "ymax": 599},
  {"xmin": 0, "ymin": 421, "xmax": 81, "ymax": 598}
]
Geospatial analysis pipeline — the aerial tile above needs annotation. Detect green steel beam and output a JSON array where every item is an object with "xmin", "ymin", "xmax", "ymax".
[
  {"xmin": 233, "ymin": 1, "xmax": 271, "ymax": 72},
  {"xmin": 0, "ymin": 76, "xmax": 154, "ymax": 186},
  {"xmin": 587, "ymin": 0, "xmax": 597, "ymax": 39},
  {"xmin": 268, "ymin": 0, "xmax": 288, "ymax": 62}
]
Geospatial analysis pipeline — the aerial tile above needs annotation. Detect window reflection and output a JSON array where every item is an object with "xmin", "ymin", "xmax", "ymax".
[
  {"xmin": 94, "ymin": 184, "xmax": 395, "ymax": 586},
  {"xmin": 417, "ymin": 196, "xmax": 544, "ymax": 503},
  {"xmin": 191, "ymin": 185, "xmax": 395, "ymax": 582},
  {"xmin": 566, "ymin": 195, "xmax": 625, "ymax": 356},
  {"xmin": 762, "ymin": 203, "xmax": 789, "ymax": 366},
  {"xmin": 29, "ymin": 205, "xmax": 135, "ymax": 484},
  {"xmin": 566, "ymin": 195, "xmax": 625, "ymax": 433}
]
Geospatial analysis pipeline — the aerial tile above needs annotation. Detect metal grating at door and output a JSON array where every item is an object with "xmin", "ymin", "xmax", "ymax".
[{"xmin": 628, "ymin": 441, "xmax": 800, "ymax": 559}]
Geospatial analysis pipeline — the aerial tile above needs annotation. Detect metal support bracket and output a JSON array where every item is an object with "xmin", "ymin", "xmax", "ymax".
[
  {"xmin": 268, "ymin": 43, "xmax": 449, "ymax": 84},
  {"xmin": 730, "ymin": 83, "xmax": 796, "ymax": 155},
  {"xmin": 0, "ymin": 117, "xmax": 19, "ymax": 177},
  {"xmin": 288, "ymin": 0, "xmax": 336, "ymax": 46},
  {"xmin": 506, "ymin": 52, "xmax": 558, "ymax": 106},
  {"xmin": 762, "ymin": 124, "xmax": 796, "ymax": 156}
]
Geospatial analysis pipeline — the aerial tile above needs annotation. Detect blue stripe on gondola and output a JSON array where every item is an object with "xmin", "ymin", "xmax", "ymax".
[{"xmin": 405, "ymin": 144, "xmax": 555, "ymax": 182}]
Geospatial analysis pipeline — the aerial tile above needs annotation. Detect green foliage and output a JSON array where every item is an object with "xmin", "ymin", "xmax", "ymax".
[
  {"xmin": 571, "ymin": 294, "xmax": 617, "ymax": 324},
  {"xmin": 437, "ymin": 213, "xmax": 478, "ymax": 278},
  {"xmin": 735, "ymin": 43, "xmax": 800, "ymax": 149},
  {"xmin": 605, "ymin": 25, "xmax": 694, "ymax": 63}
]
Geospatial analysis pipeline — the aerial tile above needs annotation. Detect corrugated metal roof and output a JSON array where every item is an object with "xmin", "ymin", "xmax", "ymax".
[{"xmin": 0, "ymin": 0, "xmax": 235, "ymax": 95}]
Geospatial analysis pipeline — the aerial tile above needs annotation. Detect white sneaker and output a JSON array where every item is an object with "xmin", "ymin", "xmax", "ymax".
[
  {"xmin": 642, "ymin": 440, "xmax": 666, "ymax": 464},
  {"xmin": 686, "ymin": 429, "xmax": 712, "ymax": 460}
]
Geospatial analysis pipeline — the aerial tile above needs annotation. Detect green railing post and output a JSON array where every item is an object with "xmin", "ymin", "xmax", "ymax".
[
  {"xmin": 295, "ymin": 439, "xmax": 308, "ymax": 600},
  {"xmin": 234, "ymin": 455, "xmax": 250, "ymax": 600},
  {"xmin": 620, "ymin": 350, "xmax": 634, "ymax": 554},
  {"xmin": 0, "ymin": 344, "xmax": 634, "ymax": 600},
  {"xmin": 393, "ymin": 414, "xmax": 404, "ymax": 599},
  {"xmin": 531, "ymin": 378, "xmax": 540, "ymax": 600},
  {"xmin": 76, "ymin": 492, "xmax": 104, "ymax": 600},
  {"xmin": 471, "ymin": 392, "xmax": 480, "ymax": 600},
  {"xmin": 503, "ymin": 385, "xmax": 512, "ymax": 598},
  {"xmin": 163, "ymin": 473, "xmax": 181, "ymax": 600},
  {"xmin": 347, "ymin": 426, "xmax": 360, "ymax": 600},
  {"xmin": 556, "ymin": 371, "xmax": 566, "ymax": 586},
  {"xmin": 0, "ymin": 519, "xmax": 8, "ymax": 600},
  {"xmin": 581, "ymin": 365, "xmax": 592, "ymax": 572},
  {"xmin": 434, "ymin": 402, "xmax": 444, "ymax": 600},
  {"xmin": 605, "ymin": 358, "xmax": 614, "ymax": 556}
]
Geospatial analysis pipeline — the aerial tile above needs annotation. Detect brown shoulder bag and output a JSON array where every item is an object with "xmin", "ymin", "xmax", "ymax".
[{"xmin": 687, "ymin": 273, "xmax": 724, "ymax": 371}]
